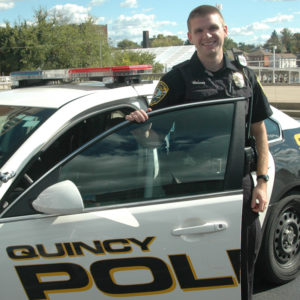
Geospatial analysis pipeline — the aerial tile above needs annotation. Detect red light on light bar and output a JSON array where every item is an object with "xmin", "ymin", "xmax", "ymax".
[
  {"xmin": 69, "ymin": 67, "xmax": 111, "ymax": 74},
  {"xmin": 111, "ymin": 65, "xmax": 152, "ymax": 72}
]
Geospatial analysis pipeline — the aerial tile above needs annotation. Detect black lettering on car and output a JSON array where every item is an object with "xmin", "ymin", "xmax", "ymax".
[
  {"xmin": 169, "ymin": 254, "xmax": 237, "ymax": 290},
  {"xmin": 6, "ymin": 236, "xmax": 156, "ymax": 260},
  {"xmin": 15, "ymin": 263, "xmax": 92, "ymax": 300},
  {"xmin": 7, "ymin": 245, "xmax": 39, "ymax": 260},
  {"xmin": 90, "ymin": 256, "xmax": 175, "ymax": 296},
  {"xmin": 128, "ymin": 237, "xmax": 155, "ymax": 251},
  {"xmin": 72, "ymin": 241, "xmax": 105, "ymax": 256},
  {"xmin": 102, "ymin": 239, "xmax": 132, "ymax": 253},
  {"xmin": 14, "ymin": 253, "xmax": 238, "ymax": 299},
  {"xmin": 36, "ymin": 243, "xmax": 66, "ymax": 258}
]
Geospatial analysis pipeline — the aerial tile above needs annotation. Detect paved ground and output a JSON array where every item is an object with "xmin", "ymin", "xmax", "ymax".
[{"xmin": 262, "ymin": 85, "xmax": 300, "ymax": 103}]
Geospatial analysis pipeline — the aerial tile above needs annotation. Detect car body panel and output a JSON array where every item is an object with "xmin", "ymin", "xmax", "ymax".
[
  {"xmin": 265, "ymin": 106, "xmax": 300, "ymax": 206},
  {"xmin": 0, "ymin": 194, "xmax": 242, "ymax": 299}
]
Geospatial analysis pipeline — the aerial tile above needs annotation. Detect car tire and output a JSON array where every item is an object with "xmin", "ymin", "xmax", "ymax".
[{"xmin": 258, "ymin": 194, "xmax": 300, "ymax": 284}]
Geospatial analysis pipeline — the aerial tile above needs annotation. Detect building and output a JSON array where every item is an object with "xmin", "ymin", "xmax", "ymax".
[
  {"xmin": 131, "ymin": 45, "xmax": 196, "ymax": 72},
  {"xmin": 247, "ymin": 48, "xmax": 297, "ymax": 69},
  {"xmin": 246, "ymin": 48, "xmax": 271, "ymax": 67},
  {"xmin": 275, "ymin": 53, "xmax": 297, "ymax": 68}
]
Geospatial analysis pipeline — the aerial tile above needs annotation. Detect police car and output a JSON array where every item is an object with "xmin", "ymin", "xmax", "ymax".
[
  {"xmin": 0, "ymin": 65, "xmax": 296, "ymax": 299},
  {"xmin": 257, "ymin": 106, "xmax": 300, "ymax": 284}
]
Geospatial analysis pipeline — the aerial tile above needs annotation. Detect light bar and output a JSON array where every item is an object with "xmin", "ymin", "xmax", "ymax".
[
  {"xmin": 69, "ymin": 67, "xmax": 112, "ymax": 79},
  {"xmin": 10, "ymin": 70, "xmax": 43, "ymax": 80},
  {"xmin": 112, "ymin": 65, "xmax": 153, "ymax": 72},
  {"xmin": 10, "ymin": 64, "xmax": 153, "ymax": 88}
]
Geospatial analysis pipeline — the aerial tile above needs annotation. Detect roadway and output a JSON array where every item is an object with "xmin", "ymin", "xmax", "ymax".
[
  {"xmin": 262, "ymin": 85, "xmax": 300, "ymax": 118},
  {"xmin": 253, "ymin": 274, "xmax": 300, "ymax": 299}
]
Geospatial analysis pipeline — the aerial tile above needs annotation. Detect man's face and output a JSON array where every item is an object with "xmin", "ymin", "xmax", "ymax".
[{"xmin": 187, "ymin": 13, "xmax": 228, "ymax": 59}]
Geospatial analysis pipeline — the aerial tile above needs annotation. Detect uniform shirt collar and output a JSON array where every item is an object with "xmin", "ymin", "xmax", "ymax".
[{"xmin": 190, "ymin": 51, "xmax": 240, "ymax": 74}]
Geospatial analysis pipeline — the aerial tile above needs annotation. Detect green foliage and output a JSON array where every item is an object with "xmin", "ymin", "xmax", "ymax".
[
  {"xmin": 264, "ymin": 28, "xmax": 299, "ymax": 54},
  {"xmin": 237, "ymin": 43, "xmax": 256, "ymax": 52},
  {"xmin": 280, "ymin": 28, "xmax": 295, "ymax": 53},
  {"xmin": 0, "ymin": 8, "xmax": 112, "ymax": 74},
  {"xmin": 117, "ymin": 39, "xmax": 141, "ymax": 49},
  {"xmin": 223, "ymin": 37, "xmax": 238, "ymax": 51},
  {"xmin": 112, "ymin": 50, "xmax": 163, "ymax": 73},
  {"xmin": 150, "ymin": 34, "xmax": 184, "ymax": 47},
  {"xmin": 184, "ymin": 39, "xmax": 192, "ymax": 45},
  {"xmin": 0, "ymin": 23, "xmax": 20, "ymax": 74},
  {"xmin": 264, "ymin": 30, "xmax": 281, "ymax": 52}
]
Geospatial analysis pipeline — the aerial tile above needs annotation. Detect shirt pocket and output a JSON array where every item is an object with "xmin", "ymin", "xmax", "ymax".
[
  {"xmin": 186, "ymin": 88, "xmax": 219, "ymax": 101},
  {"xmin": 231, "ymin": 86, "xmax": 252, "ymax": 99}
]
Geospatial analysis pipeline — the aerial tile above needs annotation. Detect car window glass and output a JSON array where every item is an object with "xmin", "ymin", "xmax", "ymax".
[
  {"xmin": 57, "ymin": 103, "xmax": 234, "ymax": 208},
  {"xmin": 0, "ymin": 106, "xmax": 54, "ymax": 168},
  {"xmin": 27, "ymin": 107, "xmax": 133, "ymax": 181},
  {"xmin": 264, "ymin": 118, "xmax": 281, "ymax": 141},
  {"xmin": 1, "ymin": 107, "xmax": 133, "ymax": 211}
]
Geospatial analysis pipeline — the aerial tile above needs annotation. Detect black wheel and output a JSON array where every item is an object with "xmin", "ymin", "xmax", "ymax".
[{"xmin": 258, "ymin": 194, "xmax": 300, "ymax": 284}]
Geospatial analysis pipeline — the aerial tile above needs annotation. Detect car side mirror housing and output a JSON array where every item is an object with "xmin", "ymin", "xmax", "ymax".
[{"xmin": 32, "ymin": 180, "xmax": 84, "ymax": 214}]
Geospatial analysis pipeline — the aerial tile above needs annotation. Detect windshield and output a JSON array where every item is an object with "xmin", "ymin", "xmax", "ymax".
[{"xmin": 0, "ymin": 106, "xmax": 55, "ymax": 168}]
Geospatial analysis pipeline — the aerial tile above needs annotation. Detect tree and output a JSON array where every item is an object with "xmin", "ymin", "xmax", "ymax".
[
  {"xmin": 237, "ymin": 42, "xmax": 256, "ymax": 52},
  {"xmin": 112, "ymin": 50, "xmax": 163, "ymax": 73},
  {"xmin": 223, "ymin": 37, "xmax": 237, "ymax": 51},
  {"xmin": 184, "ymin": 39, "xmax": 192, "ymax": 45},
  {"xmin": 280, "ymin": 28, "xmax": 295, "ymax": 53},
  {"xmin": 0, "ymin": 23, "xmax": 20, "ymax": 74},
  {"xmin": 293, "ymin": 33, "xmax": 300, "ymax": 54},
  {"xmin": 117, "ymin": 39, "xmax": 141, "ymax": 49},
  {"xmin": 0, "ymin": 7, "xmax": 115, "ymax": 73},
  {"xmin": 264, "ymin": 30, "xmax": 281, "ymax": 52},
  {"xmin": 150, "ymin": 34, "xmax": 184, "ymax": 47}
]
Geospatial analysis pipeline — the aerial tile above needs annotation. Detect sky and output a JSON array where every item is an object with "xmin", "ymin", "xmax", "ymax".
[{"xmin": 0, "ymin": 0, "xmax": 300, "ymax": 46}]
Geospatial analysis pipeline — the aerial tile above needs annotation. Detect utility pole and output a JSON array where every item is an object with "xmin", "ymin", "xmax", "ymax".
[
  {"xmin": 99, "ymin": 38, "xmax": 103, "ymax": 67},
  {"xmin": 273, "ymin": 45, "xmax": 277, "ymax": 84}
]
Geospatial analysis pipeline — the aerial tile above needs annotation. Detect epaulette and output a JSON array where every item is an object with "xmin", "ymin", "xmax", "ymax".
[{"xmin": 172, "ymin": 59, "xmax": 190, "ymax": 70}]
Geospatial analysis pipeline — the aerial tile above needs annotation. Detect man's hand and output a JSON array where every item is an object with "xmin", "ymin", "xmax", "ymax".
[
  {"xmin": 125, "ymin": 108, "xmax": 152, "ymax": 123},
  {"xmin": 251, "ymin": 181, "xmax": 268, "ymax": 213},
  {"xmin": 125, "ymin": 108, "xmax": 163, "ymax": 148}
]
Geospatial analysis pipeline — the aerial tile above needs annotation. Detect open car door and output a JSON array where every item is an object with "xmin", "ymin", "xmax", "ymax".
[{"xmin": 0, "ymin": 98, "xmax": 246, "ymax": 300}]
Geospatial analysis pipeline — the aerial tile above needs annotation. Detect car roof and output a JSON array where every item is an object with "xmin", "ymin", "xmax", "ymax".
[
  {"xmin": 0, "ymin": 81, "xmax": 158, "ymax": 109},
  {"xmin": 270, "ymin": 105, "xmax": 300, "ymax": 130}
]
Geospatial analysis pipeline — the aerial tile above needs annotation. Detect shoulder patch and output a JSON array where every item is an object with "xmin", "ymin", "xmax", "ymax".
[
  {"xmin": 150, "ymin": 81, "xmax": 169, "ymax": 106},
  {"xmin": 256, "ymin": 76, "xmax": 267, "ymax": 95}
]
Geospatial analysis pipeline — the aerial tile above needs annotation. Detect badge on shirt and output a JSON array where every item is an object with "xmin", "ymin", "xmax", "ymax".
[
  {"xmin": 150, "ymin": 81, "xmax": 169, "ymax": 106},
  {"xmin": 232, "ymin": 72, "xmax": 245, "ymax": 88}
]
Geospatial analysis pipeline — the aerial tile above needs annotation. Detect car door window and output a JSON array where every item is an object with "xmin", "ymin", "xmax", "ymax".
[
  {"xmin": 0, "ymin": 106, "xmax": 54, "ymax": 168},
  {"xmin": 26, "ymin": 107, "xmax": 133, "ymax": 181},
  {"xmin": 58, "ymin": 102, "xmax": 235, "ymax": 207},
  {"xmin": 264, "ymin": 118, "xmax": 281, "ymax": 141},
  {"xmin": 1, "ymin": 107, "xmax": 134, "ymax": 211},
  {"xmin": 2, "ymin": 99, "xmax": 246, "ymax": 218}
]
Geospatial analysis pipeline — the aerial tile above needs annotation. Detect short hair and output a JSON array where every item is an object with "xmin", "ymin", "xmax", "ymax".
[{"xmin": 187, "ymin": 5, "xmax": 225, "ymax": 32}]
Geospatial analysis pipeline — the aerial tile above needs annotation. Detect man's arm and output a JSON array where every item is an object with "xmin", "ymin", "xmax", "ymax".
[
  {"xmin": 125, "ymin": 108, "xmax": 152, "ymax": 123},
  {"xmin": 250, "ymin": 121, "xmax": 269, "ymax": 213}
]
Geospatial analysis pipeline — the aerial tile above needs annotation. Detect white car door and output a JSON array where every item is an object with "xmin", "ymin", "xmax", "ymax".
[{"xmin": 0, "ymin": 98, "xmax": 246, "ymax": 300}]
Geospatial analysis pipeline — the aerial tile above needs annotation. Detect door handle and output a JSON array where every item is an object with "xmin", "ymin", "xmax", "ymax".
[{"xmin": 172, "ymin": 222, "xmax": 228, "ymax": 236}]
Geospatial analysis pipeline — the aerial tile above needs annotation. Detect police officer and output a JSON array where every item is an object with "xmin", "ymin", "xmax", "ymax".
[{"xmin": 126, "ymin": 5, "xmax": 272, "ymax": 300}]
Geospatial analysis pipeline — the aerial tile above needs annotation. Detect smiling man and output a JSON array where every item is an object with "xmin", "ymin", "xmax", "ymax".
[{"xmin": 126, "ymin": 5, "xmax": 273, "ymax": 300}]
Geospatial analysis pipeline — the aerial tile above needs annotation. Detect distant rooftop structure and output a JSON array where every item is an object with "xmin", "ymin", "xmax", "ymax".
[{"xmin": 131, "ymin": 45, "xmax": 196, "ymax": 72}]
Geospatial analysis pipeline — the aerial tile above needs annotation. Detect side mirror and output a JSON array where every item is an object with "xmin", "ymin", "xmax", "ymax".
[{"xmin": 32, "ymin": 180, "xmax": 84, "ymax": 214}]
